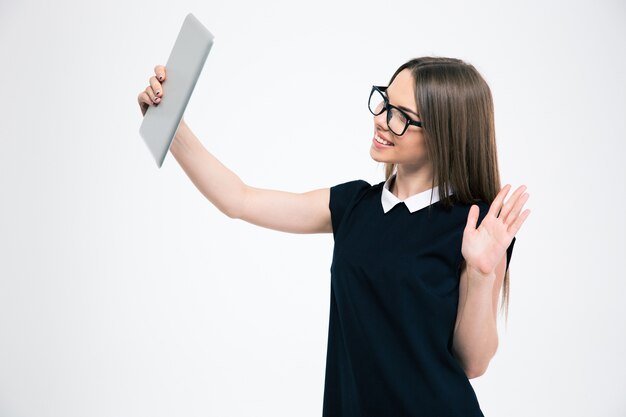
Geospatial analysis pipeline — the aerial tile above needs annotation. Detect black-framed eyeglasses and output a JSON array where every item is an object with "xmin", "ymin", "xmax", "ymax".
[{"xmin": 368, "ymin": 85, "xmax": 423, "ymax": 136}]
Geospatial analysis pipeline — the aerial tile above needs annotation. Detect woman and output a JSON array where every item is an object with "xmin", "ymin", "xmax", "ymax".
[{"xmin": 137, "ymin": 56, "xmax": 530, "ymax": 417}]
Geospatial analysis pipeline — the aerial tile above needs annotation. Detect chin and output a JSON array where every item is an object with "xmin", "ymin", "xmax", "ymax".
[
  {"xmin": 369, "ymin": 147, "xmax": 390, "ymax": 163},
  {"xmin": 369, "ymin": 148, "xmax": 381, "ymax": 162}
]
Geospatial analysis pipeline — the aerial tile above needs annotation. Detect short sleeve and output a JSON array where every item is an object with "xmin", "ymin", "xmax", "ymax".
[{"xmin": 329, "ymin": 179, "xmax": 370, "ymax": 238}]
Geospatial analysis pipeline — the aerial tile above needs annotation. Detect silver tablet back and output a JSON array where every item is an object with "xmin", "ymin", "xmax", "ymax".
[{"xmin": 139, "ymin": 13, "xmax": 214, "ymax": 168}]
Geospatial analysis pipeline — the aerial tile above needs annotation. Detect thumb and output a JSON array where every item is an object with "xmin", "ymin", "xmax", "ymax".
[{"xmin": 465, "ymin": 204, "xmax": 479, "ymax": 232}]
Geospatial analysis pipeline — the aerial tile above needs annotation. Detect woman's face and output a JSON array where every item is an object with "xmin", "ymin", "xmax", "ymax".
[{"xmin": 369, "ymin": 68, "xmax": 427, "ymax": 168}]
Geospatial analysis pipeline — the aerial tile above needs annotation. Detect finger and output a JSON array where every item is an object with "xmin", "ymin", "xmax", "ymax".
[
  {"xmin": 154, "ymin": 64, "xmax": 166, "ymax": 82},
  {"xmin": 488, "ymin": 184, "xmax": 511, "ymax": 219},
  {"xmin": 145, "ymin": 85, "xmax": 160, "ymax": 104},
  {"xmin": 506, "ymin": 192, "xmax": 530, "ymax": 231},
  {"xmin": 499, "ymin": 184, "xmax": 527, "ymax": 221},
  {"xmin": 508, "ymin": 208, "xmax": 531, "ymax": 236},
  {"xmin": 137, "ymin": 92, "xmax": 146, "ymax": 115},
  {"xmin": 465, "ymin": 204, "xmax": 479, "ymax": 232},
  {"xmin": 149, "ymin": 76, "xmax": 162, "ymax": 98},
  {"xmin": 138, "ymin": 91, "xmax": 152, "ymax": 115}
]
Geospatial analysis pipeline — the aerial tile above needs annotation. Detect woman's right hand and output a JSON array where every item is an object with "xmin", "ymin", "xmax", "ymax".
[{"xmin": 137, "ymin": 64, "xmax": 167, "ymax": 117}]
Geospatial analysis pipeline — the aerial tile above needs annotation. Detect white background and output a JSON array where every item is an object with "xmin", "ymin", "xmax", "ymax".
[{"xmin": 1, "ymin": 0, "xmax": 625, "ymax": 416}]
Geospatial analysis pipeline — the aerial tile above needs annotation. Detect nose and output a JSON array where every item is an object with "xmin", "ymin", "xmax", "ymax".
[{"xmin": 373, "ymin": 111, "xmax": 390, "ymax": 134}]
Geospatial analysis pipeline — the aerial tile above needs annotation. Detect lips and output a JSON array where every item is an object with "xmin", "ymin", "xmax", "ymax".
[{"xmin": 374, "ymin": 132, "xmax": 394, "ymax": 146}]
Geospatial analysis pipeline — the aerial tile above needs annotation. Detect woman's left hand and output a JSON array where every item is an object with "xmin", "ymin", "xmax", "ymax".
[{"xmin": 461, "ymin": 184, "xmax": 530, "ymax": 277}]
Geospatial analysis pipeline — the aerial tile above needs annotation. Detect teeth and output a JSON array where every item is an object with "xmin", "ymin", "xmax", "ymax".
[{"xmin": 375, "ymin": 135, "xmax": 393, "ymax": 145}]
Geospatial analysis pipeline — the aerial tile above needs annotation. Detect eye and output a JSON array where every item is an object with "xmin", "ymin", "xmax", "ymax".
[{"xmin": 393, "ymin": 108, "xmax": 407, "ymax": 123}]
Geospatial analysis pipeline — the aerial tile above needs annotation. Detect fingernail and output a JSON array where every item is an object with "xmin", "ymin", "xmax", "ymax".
[
  {"xmin": 159, "ymin": 75, "xmax": 163, "ymax": 80},
  {"xmin": 155, "ymin": 97, "xmax": 160, "ymax": 102},
  {"xmin": 156, "ymin": 90, "xmax": 160, "ymax": 95}
]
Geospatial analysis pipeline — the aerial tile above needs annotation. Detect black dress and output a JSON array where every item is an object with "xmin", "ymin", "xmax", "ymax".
[{"xmin": 322, "ymin": 179, "xmax": 516, "ymax": 417}]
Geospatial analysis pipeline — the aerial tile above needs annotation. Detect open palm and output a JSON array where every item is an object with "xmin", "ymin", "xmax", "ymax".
[{"xmin": 461, "ymin": 184, "xmax": 531, "ymax": 276}]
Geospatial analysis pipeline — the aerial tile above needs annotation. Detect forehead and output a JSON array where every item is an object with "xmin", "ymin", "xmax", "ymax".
[{"xmin": 387, "ymin": 69, "xmax": 418, "ymax": 113}]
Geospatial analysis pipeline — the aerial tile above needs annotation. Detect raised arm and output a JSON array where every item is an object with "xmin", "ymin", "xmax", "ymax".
[
  {"xmin": 138, "ymin": 64, "xmax": 332, "ymax": 234},
  {"xmin": 171, "ymin": 121, "xmax": 332, "ymax": 234}
]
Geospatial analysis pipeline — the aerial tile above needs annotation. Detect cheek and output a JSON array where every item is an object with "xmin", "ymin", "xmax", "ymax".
[
  {"xmin": 397, "ymin": 136, "xmax": 428, "ymax": 162},
  {"xmin": 402, "ymin": 136, "xmax": 426, "ymax": 153}
]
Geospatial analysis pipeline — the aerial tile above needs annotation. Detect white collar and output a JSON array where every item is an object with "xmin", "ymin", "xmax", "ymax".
[{"xmin": 381, "ymin": 173, "xmax": 454, "ymax": 213}]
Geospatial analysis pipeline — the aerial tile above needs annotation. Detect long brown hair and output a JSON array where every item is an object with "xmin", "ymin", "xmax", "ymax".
[{"xmin": 384, "ymin": 56, "xmax": 512, "ymax": 321}]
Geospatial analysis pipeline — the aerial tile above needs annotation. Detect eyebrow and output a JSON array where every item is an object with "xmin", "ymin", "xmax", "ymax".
[{"xmin": 385, "ymin": 90, "xmax": 420, "ymax": 117}]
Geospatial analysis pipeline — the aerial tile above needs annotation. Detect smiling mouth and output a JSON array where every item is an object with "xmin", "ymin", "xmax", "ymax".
[{"xmin": 374, "ymin": 134, "xmax": 394, "ymax": 146}]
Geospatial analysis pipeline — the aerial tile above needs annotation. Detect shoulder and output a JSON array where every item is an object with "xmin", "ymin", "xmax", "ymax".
[
  {"xmin": 330, "ymin": 179, "xmax": 374, "ymax": 202},
  {"xmin": 330, "ymin": 179, "xmax": 372, "ymax": 192},
  {"xmin": 329, "ymin": 179, "xmax": 377, "ymax": 236}
]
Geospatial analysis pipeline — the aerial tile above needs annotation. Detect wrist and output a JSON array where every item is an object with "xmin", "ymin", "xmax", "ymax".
[
  {"xmin": 174, "ymin": 118, "xmax": 188, "ymax": 139},
  {"xmin": 465, "ymin": 262, "xmax": 496, "ymax": 289}
]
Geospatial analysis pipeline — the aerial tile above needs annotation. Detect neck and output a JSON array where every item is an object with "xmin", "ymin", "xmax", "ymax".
[{"xmin": 391, "ymin": 164, "xmax": 435, "ymax": 200}]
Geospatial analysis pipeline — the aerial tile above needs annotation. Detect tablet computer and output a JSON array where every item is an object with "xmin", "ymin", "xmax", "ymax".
[{"xmin": 139, "ymin": 13, "xmax": 214, "ymax": 168}]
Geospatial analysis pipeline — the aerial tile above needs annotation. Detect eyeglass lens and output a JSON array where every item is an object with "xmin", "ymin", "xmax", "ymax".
[{"xmin": 369, "ymin": 88, "xmax": 408, "ymax": 135}]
